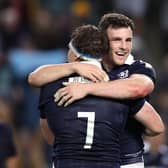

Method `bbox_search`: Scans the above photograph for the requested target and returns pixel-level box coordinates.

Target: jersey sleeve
[128,98,145,116]
[130,60,156,84]
[38,85,51,119]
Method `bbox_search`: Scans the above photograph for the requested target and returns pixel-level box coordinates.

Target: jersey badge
[118,70,129,79]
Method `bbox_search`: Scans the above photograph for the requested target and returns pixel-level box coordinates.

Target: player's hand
[54,82,88,107]
[74,62,109,82]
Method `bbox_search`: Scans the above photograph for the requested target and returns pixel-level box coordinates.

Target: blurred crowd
[0,0,168,167]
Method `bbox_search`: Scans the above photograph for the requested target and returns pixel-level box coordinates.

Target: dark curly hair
[71,24,109,59]
[98,13,135,32]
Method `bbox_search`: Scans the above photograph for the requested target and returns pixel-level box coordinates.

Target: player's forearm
[28,63,78,87]
[143,116,165,136]
[134,102,165,136]
[84,79,145,99]
[85,75,154,99]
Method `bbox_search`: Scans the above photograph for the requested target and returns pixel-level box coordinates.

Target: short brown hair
[71,24,109,58]
[98,13,135,32]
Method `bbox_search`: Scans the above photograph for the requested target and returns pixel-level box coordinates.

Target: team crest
[118,70,129,79]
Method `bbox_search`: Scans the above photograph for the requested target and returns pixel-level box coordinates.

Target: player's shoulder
[131,59,154,70]
[130,60,156,83]
[42,76,68,93]
[40,75,80,103]
[125,54,154,70]
[125,55,156,82]
[40,76,69,104]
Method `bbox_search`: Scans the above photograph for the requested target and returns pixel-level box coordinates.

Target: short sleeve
[130,60,156,84]
[128,98,145,116]
[38,86,49,119]
[39,105,46,119]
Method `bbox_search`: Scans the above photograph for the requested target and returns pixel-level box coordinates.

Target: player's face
[106,26,133,66]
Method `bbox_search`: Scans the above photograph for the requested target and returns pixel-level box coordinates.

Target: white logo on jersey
[68,76,91,83]
[118,70,129,79]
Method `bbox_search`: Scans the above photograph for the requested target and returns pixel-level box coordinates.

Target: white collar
[125,54,135,65]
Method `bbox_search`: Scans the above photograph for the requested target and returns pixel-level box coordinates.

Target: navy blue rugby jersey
[101,59,156,164]
[0,123,17,167]
[38,74,145,163]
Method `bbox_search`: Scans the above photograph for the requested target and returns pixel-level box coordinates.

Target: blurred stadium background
[0,0,168,167]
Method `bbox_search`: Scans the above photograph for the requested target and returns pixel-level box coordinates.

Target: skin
[103,26,133,69]
[28,61,108,87]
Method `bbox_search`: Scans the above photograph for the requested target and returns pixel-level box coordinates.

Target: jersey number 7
[78,112,95,149]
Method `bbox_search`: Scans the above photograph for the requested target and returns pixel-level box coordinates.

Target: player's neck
[102,57,115,72]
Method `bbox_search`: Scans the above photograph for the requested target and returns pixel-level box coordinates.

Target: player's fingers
[62,82,69,86]
[87,74,99,82]
[54,94,62,103]
[86,71,104,82]
[57,98,65,106]
[91,70,109,82]
[54,92,59,102]
[64,98,75,107]
[54,91,63,102]
[98,71,109,82]
[54,89,66,102]
[91,73,104,82]
[57,94,72,106]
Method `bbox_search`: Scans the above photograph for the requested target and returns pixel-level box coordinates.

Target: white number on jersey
[78,112,95,149]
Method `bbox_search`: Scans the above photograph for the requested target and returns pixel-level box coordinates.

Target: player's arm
[54,76,154,107]
[134,101,165,136]
[96,74,153,98]
[54,60,156,106]
[72,74,153,99]
[28,63,77,87]
[28,62,108,87]
[40,119,55,145]
[107,74,154,98]
[104,60,156,98]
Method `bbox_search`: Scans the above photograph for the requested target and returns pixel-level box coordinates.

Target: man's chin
[115,61,125,66]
